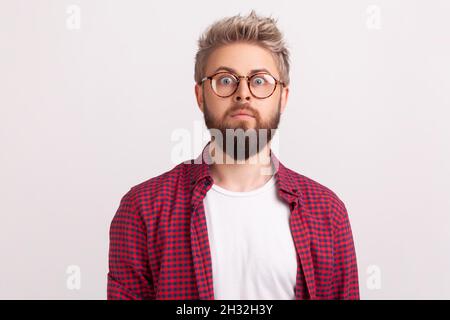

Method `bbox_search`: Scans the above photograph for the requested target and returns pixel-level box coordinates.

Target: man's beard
[202,92,281,162]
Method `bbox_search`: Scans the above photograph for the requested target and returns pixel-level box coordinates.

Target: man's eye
[252,77,266,86]
[219,77,234,85]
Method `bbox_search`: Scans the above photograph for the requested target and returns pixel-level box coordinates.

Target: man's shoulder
[282,165,340,199]
[127,161,189,199]
[282,165,349,222]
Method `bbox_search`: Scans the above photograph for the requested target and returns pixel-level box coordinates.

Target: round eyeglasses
[201,72,285,99]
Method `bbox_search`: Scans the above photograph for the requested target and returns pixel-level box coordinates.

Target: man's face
[195,42,289,161]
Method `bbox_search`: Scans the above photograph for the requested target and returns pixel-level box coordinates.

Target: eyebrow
[213,66,273,76]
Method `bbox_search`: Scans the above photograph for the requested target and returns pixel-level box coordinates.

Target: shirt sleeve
[107,188,155,299]
[331,197,360,299]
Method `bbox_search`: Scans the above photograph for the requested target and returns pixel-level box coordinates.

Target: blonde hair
[194,10,291,86]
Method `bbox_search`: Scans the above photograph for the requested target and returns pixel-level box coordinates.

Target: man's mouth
[230,112,255,119]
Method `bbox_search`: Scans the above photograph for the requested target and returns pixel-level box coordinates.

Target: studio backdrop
[0,0,449,299]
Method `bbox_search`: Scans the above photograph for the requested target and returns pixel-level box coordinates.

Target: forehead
[205,42,279,76]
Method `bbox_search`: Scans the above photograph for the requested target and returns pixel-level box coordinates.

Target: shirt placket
[279,190,316,299]
[190,178,215,300]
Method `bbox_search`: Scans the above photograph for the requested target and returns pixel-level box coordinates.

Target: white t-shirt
[203,175,298,300]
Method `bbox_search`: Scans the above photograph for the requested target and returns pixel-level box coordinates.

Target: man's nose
[233,79,252,102]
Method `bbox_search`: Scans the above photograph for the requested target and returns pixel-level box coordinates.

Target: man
[107,10,359,300]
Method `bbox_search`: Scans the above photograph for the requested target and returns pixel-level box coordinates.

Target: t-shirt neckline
[210,175,276,197]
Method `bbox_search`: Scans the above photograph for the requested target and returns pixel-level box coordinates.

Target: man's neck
[208,140,274,192]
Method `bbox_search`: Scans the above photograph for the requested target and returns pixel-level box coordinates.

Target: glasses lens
[211,73,238,97]
[249,73,276,98]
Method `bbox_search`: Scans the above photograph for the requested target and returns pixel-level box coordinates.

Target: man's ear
[195,83,204,113]
[280,86,289,114]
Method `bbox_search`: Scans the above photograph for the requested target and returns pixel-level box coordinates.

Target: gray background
[0,0,449,299]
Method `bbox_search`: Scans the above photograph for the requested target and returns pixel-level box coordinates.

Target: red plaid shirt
[107,141,359,300]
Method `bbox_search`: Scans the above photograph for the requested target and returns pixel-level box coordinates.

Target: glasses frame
[201,71,285,99]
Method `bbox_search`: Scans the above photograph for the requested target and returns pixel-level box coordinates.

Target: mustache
[226,104,259,117]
